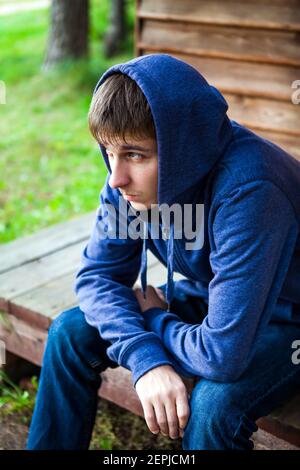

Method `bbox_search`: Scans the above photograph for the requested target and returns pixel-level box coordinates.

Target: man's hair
[88,73,156,145]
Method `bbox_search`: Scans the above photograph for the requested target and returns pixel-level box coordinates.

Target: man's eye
[127,152,144,160]
[106,152,144,160]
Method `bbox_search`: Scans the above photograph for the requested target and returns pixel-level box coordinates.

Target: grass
[90,399,182,451]
[0,0,135,243]
[0,368,182,450]
[0,370,38,425]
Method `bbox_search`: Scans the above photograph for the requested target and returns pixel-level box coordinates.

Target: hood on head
[93,54,233,309]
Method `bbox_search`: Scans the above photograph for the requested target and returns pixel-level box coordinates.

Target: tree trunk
[44,0,89,69]
[103,0,126,58]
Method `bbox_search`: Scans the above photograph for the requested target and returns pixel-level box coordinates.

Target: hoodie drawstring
[141,222,148,300]
[165,223,174,312]
[140,221,175,312]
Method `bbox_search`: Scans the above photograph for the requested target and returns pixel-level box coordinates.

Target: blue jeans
[26,292,300,450]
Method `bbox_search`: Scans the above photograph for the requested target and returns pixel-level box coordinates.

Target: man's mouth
[123,194,139,201]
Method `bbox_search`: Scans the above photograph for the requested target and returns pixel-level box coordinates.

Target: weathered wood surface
[226,94,299,136]
[0,211,183,328]
[138,0,300,32]
[0,212,95,275]
[252,429,300,450]
[139,21,300,66]
[141,52,298,102]
[136,0,300,171]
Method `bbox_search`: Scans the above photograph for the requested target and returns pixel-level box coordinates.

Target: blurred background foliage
[0,0,135,243]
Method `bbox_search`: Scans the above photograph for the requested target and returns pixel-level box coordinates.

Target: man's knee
[183,379,257,449]
[47,306,102,359]
[189,379,235,431]
[48,307,84,346]
[47,306,118,372]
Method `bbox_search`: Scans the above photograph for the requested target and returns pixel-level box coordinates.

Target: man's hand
[134,285,194,439]
[135,364,190,439]
[134,285,167,312]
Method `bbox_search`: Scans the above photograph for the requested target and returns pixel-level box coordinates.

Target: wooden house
[135,0,300,160]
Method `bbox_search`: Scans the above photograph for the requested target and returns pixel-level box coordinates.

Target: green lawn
[0,0,135,243]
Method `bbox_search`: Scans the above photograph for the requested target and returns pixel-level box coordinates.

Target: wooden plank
[225,93,300,136]
[0,240,86,306]
[138,0,300,32]
[269,392,300,431]
[8,271,79,329]
[139,21,300,66]
[0,211,95,275]
[4,253,162,328]
[0,238,162,311]
[252,429,300,450]
[142,51,299,102]
[0,312,47,367]
[257,415,300,448]
[100,367,144,416]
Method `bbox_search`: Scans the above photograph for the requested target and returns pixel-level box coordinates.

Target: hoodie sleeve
[142,180,299,382]
[73,180,175,386]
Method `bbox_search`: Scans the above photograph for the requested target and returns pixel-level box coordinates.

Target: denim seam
[89,359,104,368]
[231,365,300,450]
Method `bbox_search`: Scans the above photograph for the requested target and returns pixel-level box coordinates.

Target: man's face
[105,135,158,211]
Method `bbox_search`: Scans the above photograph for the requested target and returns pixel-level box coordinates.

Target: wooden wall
[135,0,300,160]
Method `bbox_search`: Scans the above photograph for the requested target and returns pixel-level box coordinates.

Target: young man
[27,54,300,450]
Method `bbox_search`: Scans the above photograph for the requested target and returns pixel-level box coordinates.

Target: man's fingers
[142,402,160,435]
[164,399,180,439]
[154,402,169,436]
[176,391,190,432]
[135,365,190,441]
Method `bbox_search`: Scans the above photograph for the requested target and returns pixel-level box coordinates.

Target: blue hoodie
[74,54,300,387]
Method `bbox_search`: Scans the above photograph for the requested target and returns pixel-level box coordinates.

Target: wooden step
[1,310,299,448]
[0,211,169,329]
[0,213,299,449]
[0,212,95,275]
[252,428,300,450]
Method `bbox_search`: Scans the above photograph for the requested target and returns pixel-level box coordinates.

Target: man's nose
[108,159,130,190]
